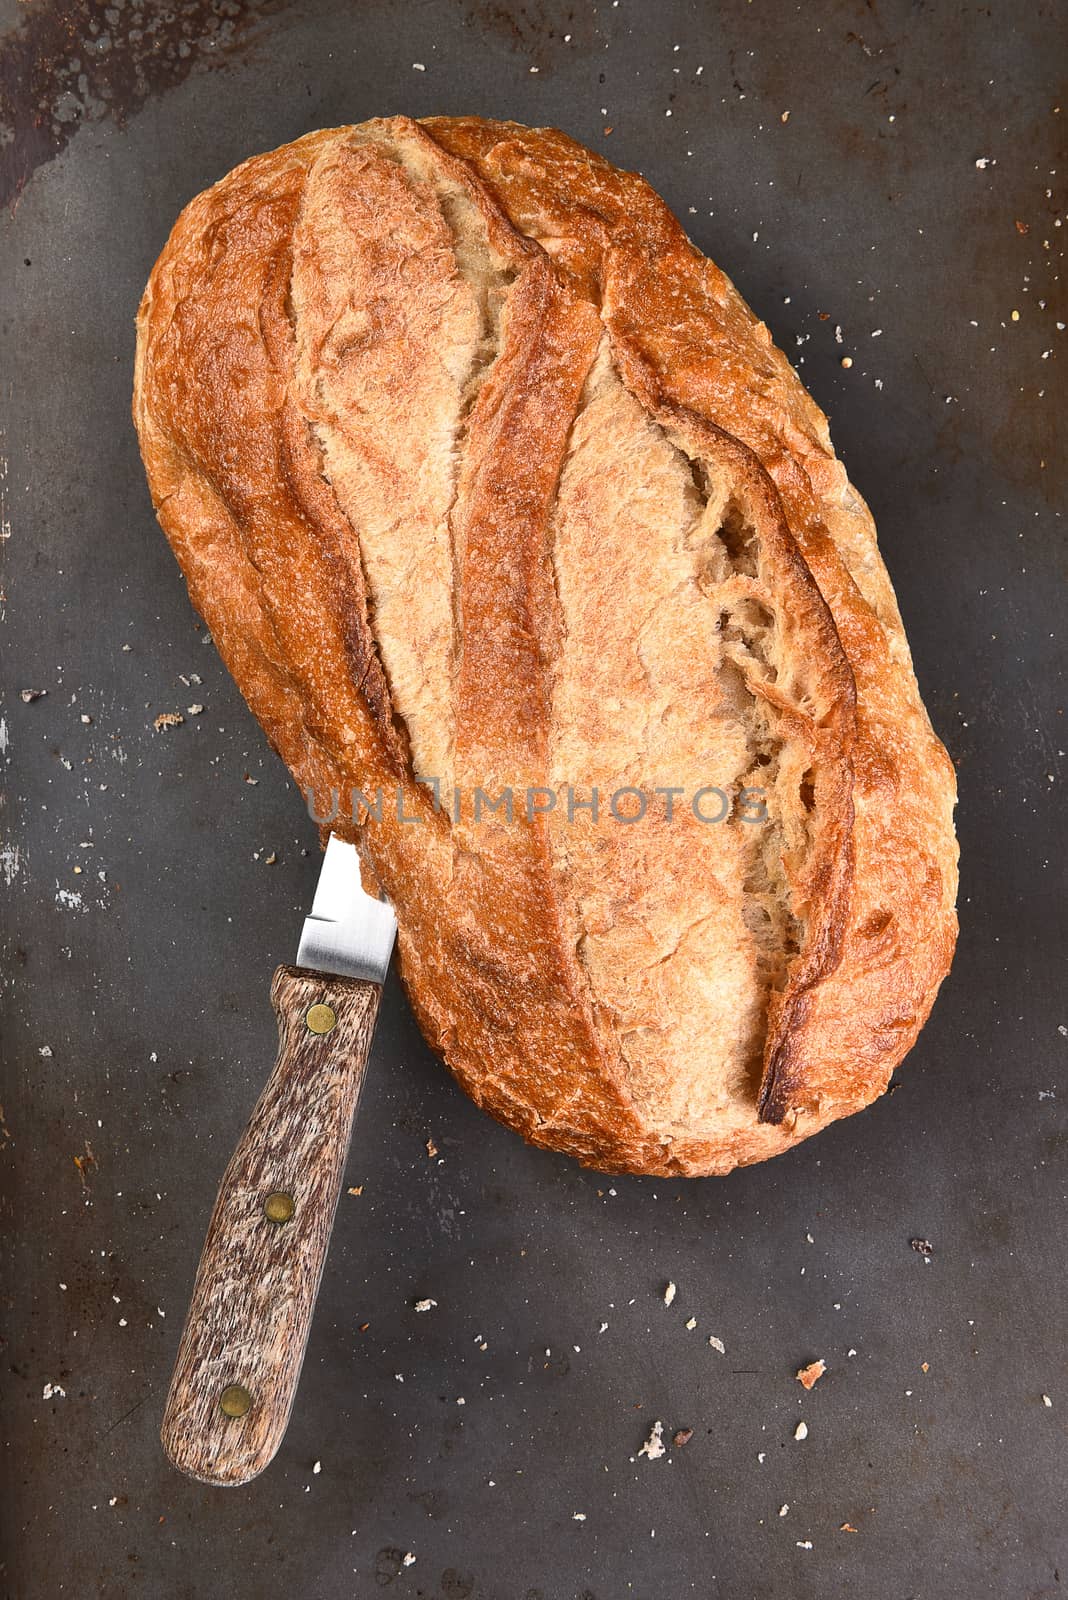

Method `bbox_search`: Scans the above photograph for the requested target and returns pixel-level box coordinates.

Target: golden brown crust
[133,117,958,1176]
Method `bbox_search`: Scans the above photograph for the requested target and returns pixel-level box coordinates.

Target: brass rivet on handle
[305,1002,336,1036]
[219,1383,252,1418]
[263,1190,295,1225]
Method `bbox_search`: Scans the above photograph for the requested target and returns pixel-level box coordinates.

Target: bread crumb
[685,1316,697,1330]
[43,1382,66,1399]
[411,62,426,70]
[312,1460,321,1474]
[796,1540,813,1550]
[20,688,47,702]
[402,1553,416,1566]
[1042,1394,1053,1407]
[708,1335,725,1353]
[778,1503,789,1517]
[187,703,204,715]
[794,1421,808,1441]
[638,1420,666,1460]
[780,110,790,123]
[425,1137,438,1158]
[840,356,853,369]
[796,1359,826,1390]
[572,1512,587,1522]
[672,1428,693,1448]
[840,1522,858,1533]
[347,1185,363,1196]
[663,1281,676,1306]
[153,712,183,731]
[414,1298,437,1312]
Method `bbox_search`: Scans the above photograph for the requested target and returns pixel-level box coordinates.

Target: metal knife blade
[296,834,396,985]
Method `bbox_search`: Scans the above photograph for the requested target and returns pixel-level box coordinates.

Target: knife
[160,834,396,1486]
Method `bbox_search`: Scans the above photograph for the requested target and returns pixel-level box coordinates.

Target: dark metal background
[1,2,1064,1596]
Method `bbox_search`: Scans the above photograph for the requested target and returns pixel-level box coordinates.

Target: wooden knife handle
[160,964,382,1486]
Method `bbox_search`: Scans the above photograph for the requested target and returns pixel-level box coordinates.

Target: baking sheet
[1,1,1064,1595]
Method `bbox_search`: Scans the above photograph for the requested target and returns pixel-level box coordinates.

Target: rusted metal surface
[1,2,1064,1596]
[0,0,281,209]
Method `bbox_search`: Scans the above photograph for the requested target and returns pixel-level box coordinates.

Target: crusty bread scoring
[133,117,958,1175]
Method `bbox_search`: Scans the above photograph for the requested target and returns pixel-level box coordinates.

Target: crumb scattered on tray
[672,1428,693,1448]
[43,1381,67,1399]
[840,1522,858,1533]
[153,712,184,732]
[796,1359,826,1390]
[910,1237,933,1256]
[685,1316,697,1330]
[708,1335,725,1354]
[1042,1394,1053,1407]
[638,1420,666,1460]
[414,1298,437,1312]
[425,1137,438,1158]
[663,1281,676,1306]
[402,1552,416,1566]
[794,1421,808,1441]
[187,703,204,715]
[347,1185,363,1196]
[312,1460,321,1474]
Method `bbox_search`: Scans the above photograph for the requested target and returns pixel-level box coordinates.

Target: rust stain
[0,0,280,210]
[73,1138,97,1187]
[452,0,599,72]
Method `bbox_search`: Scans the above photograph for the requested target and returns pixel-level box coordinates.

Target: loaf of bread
[133,117,958,1176]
